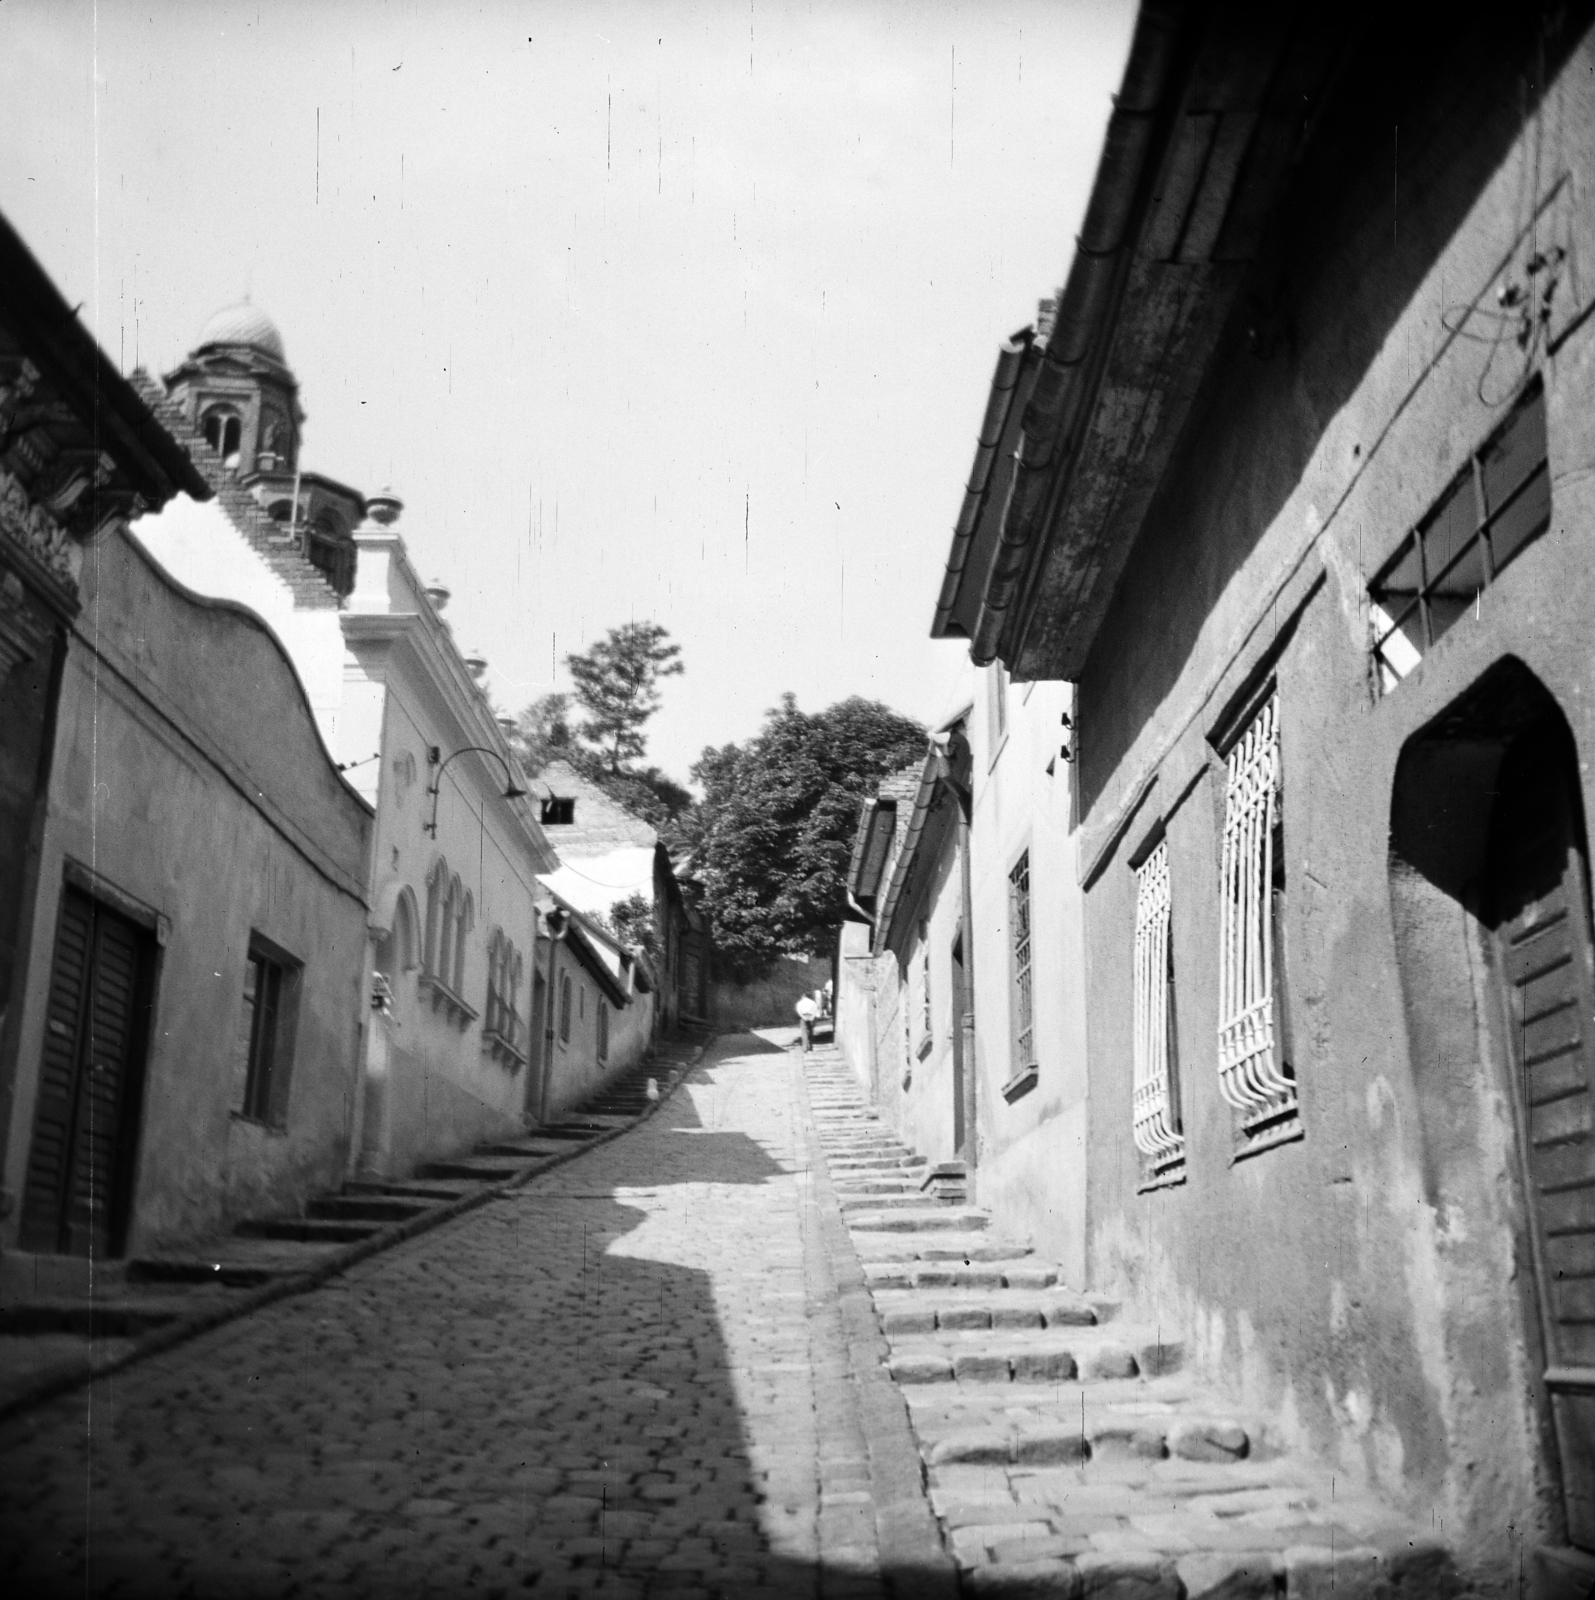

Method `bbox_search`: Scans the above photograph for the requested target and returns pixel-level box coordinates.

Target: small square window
[1369,379,1548,692]
[541,797,575,826]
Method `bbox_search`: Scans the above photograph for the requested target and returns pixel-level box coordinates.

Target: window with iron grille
[1132,840,1184,1185]
[909,932,932,1059]
[1008,850,1035,1072]
[1216,689,1300,1152]
[1370,379,1549,693]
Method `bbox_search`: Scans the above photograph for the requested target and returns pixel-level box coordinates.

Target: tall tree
[686,694,926,977]
[508,691,575,775]
[567,621,684,774]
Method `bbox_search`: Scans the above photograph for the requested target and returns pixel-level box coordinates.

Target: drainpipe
[957,797,978,1202]
[536,907,569,1126]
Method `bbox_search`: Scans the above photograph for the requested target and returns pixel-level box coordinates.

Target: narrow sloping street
[0,1033,949,1600]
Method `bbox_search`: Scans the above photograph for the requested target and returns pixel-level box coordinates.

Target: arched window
[454,890,473,995]
[202,408,243,468]
[424,858,450,976]
[437,876,459,989]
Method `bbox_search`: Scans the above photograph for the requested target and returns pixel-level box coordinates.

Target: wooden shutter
[1492,730,1595,1550]
[19,887,150,1258]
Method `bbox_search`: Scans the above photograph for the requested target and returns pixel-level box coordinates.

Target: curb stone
[0,1036,710,1427]
[791,1044,961,1600]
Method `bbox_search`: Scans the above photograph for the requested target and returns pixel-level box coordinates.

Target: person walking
[794,991,819,1054]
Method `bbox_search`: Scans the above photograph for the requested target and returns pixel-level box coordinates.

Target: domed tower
[164,301,301,477]
[163,302,366,597]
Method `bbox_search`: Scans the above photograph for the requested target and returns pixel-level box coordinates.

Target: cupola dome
[194,301,286,363]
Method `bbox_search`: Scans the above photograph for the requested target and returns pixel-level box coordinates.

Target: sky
[0,0,1134,786]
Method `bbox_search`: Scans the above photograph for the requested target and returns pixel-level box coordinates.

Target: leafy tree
[566,621,684,774]
[508,692,575,774]
[607,891,661,965]
[687,694,926,977]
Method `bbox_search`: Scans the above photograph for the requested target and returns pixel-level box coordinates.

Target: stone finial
[367,487,403,526]
[424,578,450,612]
[465,651,488,680]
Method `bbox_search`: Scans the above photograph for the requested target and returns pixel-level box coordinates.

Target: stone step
[524,1126,604,1143]
[0,1298,189,1339]
[831,1177,923,1195]
[874,1289,1098,1333]
[853,1234,1032,1264]
[928,1454,1443,1596]
[307,1194,431,1224]
[416,1159,523,1181]
[846,1206,990,1233]
[127,1235,344,1286]
[234,1216,382,1244]
[827,1155,928,1171]
[839,1192,964,1212]
[864,1259,1060,1291]
[885,1324,1184,1386]
[342,1179,468,1202]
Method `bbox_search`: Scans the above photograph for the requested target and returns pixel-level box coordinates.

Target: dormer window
[541,797,575,826]
[202,408,243,469]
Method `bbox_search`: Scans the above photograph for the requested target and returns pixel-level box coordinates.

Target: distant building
[134,305,576,1175]
[532,758,707,1029]
[0,213,371,1260]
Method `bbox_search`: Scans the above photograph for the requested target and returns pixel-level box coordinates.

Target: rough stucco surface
[2,528,370,1253]
[1070,27,1595,1569]
[968,680,1087,1289]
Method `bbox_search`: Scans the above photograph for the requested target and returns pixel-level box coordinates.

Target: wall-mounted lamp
[424,744,528,837]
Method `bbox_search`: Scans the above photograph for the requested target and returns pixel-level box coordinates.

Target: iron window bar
[1008,851,1035,1072]
[1217,691,1298,1128]
[1132,840,1184,1178]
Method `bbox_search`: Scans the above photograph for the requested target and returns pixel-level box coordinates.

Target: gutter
[969,0,1192,667]
[876,744,949,955]
[930,330,1035,638]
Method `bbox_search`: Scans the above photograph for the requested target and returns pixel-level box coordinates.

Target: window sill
[419,973,479,1030]
[230,1110,288,1137]
[1137,1161,1186,1194]
[1231,1113,1304,1164]
[482,1028,528,1071]
[1001,1065,1038,1104]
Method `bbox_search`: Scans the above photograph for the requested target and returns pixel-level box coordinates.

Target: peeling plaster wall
[1070,25,1595,1567]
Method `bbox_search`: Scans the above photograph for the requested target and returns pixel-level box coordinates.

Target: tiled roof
[130,370,340,610]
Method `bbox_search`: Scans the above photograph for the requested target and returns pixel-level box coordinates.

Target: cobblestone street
[0,1032,944,1600]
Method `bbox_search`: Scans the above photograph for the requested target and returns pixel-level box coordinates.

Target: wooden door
[1490,725,1595,1550]
[18,887,154,1258]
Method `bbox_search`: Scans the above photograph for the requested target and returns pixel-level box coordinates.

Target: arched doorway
[1389,657,1595,1553]
[1487,713,1595,1552]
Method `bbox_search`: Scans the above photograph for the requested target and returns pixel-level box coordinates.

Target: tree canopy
[684,694,926,977]
[508,623,691,828]
[566,621,684,775]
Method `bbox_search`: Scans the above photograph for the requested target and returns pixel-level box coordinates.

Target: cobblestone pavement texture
[0,1032,941,1600]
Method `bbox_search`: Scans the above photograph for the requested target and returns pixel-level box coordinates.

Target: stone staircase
[0,1035,703,1415]
[801,1043,1463,1600]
